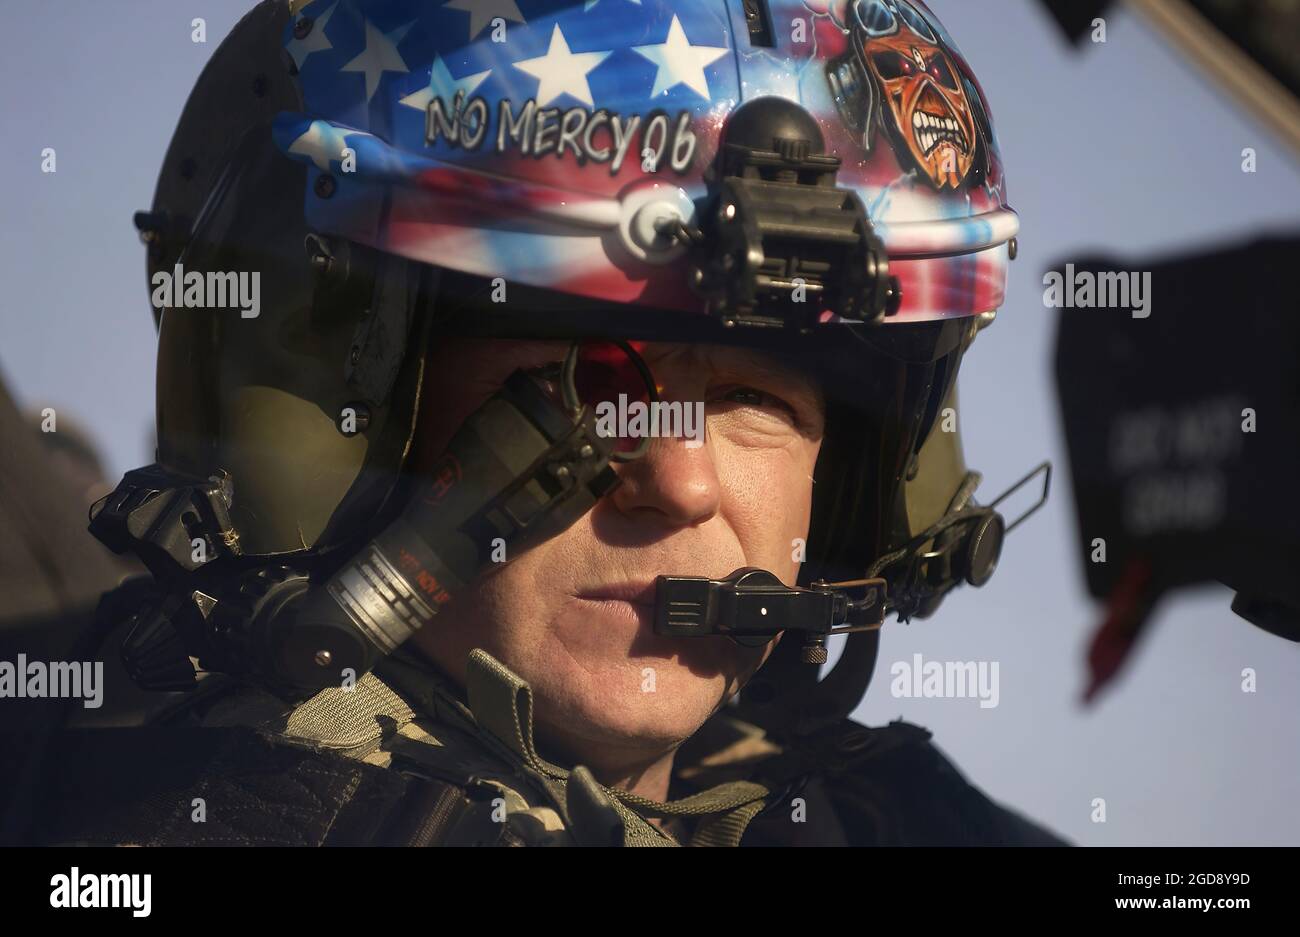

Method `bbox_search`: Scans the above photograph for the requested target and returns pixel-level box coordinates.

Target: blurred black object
[1036,0,1300,157]
[1189,0,1300,97]
[1036,0,1114,44]
[1039,0,1300,88]
[1053,234,1300,701]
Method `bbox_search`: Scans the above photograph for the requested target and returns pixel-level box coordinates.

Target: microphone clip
[654,567,886,664]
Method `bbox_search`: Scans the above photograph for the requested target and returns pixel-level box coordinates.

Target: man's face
[409,338,825,769]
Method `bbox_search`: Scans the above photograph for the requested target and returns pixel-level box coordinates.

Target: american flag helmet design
[272,0,1017,324]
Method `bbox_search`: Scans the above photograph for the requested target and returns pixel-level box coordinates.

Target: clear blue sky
[2,0,1297,844]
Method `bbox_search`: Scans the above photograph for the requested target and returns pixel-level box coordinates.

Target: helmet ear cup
[801,383,922,587]
[800,400,890,587]
[153,122,434,558]
[801,338,968,589]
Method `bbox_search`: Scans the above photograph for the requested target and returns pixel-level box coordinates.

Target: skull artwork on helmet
[851,0,978,189]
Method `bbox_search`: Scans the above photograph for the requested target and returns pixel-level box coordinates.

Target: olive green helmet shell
[147,1,429,558]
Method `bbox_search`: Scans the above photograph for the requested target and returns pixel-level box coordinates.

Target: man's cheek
[754,488,815,579]
[721,449,817,568]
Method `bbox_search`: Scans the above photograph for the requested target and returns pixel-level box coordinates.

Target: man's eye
[723,387,764,406]
[716,386,796,419]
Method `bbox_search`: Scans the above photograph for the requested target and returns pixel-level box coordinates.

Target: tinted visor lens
[572,340,656,455]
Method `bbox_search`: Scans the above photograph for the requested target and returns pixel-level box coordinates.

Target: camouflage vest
[17,629,1064,846]
[154,648,777,847]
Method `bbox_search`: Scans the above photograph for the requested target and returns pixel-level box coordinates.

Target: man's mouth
[573,581,657,607]
[565,578,754,671]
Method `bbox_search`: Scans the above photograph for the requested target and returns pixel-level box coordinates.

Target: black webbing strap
[28,726,476,847]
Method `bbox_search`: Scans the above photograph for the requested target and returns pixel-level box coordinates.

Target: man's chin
[524,643,747,762]
[532,673,727,765]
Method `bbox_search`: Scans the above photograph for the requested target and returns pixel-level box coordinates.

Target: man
[408,338,822,805]
[3,0,1064,846]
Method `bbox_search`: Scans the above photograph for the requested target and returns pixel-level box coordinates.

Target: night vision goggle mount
[683,96,902,330]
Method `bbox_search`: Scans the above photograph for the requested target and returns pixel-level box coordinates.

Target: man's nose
[606,433,721,530]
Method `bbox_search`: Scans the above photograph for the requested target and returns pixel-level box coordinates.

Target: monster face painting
[856,0,976,188]
[819,0,981,190]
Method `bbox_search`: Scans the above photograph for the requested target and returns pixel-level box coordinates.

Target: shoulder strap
[29,725,479,846]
